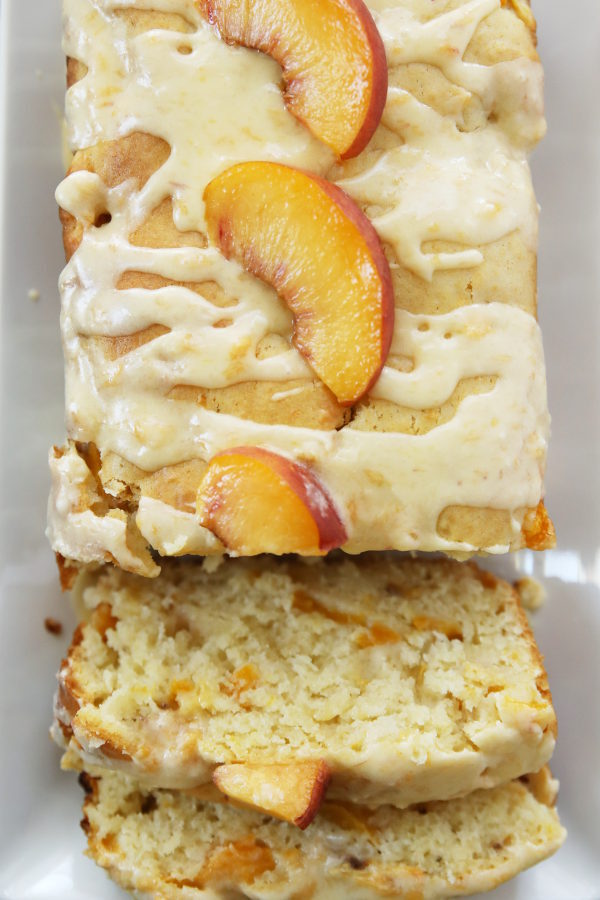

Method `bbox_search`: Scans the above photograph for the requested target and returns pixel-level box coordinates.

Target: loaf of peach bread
[49,0,553,574]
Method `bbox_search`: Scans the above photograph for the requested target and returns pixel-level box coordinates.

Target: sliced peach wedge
[197,446,347,555]
[196,0,388,159]
[204,162,394,406]
[213,761,331,830]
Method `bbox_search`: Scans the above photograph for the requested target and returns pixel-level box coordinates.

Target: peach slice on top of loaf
[197,0,388,158]
[197,446,347,554]
[204,162,394,406]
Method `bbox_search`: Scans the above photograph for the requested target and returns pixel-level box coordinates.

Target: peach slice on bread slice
[204,162,394,406]
[213,760,331,829]
[196,0,387,158]
[197,446,347,555]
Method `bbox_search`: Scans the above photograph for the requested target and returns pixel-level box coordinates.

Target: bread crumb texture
[515,576,546,611]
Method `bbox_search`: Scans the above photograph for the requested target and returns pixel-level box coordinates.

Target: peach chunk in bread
[197,446,347,555]
[196,0,387,159]
[204,162,394,406]
[213,761,331,830]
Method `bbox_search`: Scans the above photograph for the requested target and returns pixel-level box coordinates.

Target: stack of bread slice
[52,557,564,896]
[49,0,565,896]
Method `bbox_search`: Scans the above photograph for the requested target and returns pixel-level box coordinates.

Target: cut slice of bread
[55,556,556,809]
[80,767,565,899]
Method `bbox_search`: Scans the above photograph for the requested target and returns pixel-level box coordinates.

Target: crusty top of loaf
[49,0,553,568]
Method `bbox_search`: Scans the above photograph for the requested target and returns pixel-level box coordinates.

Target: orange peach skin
[204,162,394,406]
[196,0,388,158]
[213,761,331,830]
[197,446,347,555]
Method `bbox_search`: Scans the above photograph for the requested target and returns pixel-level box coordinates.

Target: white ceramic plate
[0,2,598,897]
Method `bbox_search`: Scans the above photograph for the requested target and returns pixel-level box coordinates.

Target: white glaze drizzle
[338,87,538,280]
[51,0,550,559]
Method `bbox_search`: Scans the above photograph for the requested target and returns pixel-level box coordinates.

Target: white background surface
[0,1,598,898]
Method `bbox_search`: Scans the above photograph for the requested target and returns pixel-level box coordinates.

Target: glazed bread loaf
[80,767,565,899]
[55,556,556,809]
[49,0,554,574]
